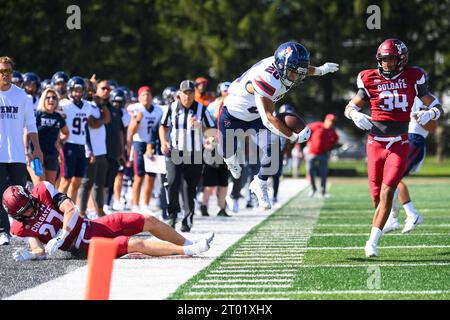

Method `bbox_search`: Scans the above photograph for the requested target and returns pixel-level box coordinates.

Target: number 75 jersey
[357,66,426,122]
[225,57,290,122]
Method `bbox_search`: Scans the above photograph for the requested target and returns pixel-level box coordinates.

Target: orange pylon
[85,237,117,300]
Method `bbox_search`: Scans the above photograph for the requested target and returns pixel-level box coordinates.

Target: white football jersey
[0,85,36,163]
[128,103,163,143]
[408,97,429,138]
[59,99,98,145]
[224,57,289,122]
[85,102,107,157]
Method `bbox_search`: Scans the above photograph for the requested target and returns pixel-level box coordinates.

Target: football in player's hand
[276,112,307,133]
[421,119,438,133]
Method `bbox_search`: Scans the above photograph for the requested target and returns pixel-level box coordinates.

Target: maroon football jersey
[11,182,84,251]
[357,66,426,122]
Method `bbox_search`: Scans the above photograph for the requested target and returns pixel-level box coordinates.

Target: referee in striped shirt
[159,80,215,232]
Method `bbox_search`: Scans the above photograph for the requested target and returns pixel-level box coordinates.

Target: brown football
[276,112,307,133]
[421,120,438,133]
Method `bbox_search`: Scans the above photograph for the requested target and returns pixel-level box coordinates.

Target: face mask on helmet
[376,39,408,79]
[2,185,37,222]
[275,42,310,89]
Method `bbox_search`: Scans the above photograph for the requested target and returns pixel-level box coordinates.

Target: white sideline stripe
[316,224,450,227]
[198,279,292,283]
[185,290,450,296]
[221,262,304,266]
[192,284,292,289]
[299,262,450,268]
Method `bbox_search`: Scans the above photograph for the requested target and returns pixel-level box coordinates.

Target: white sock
[183,245,194,256]
[403,201,418,219]
[184,239,193,246]
[368,227,382,245]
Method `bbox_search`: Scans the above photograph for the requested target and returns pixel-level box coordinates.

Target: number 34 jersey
[59,99,99,145]
[225,57,290,122]
[357,66,426,122]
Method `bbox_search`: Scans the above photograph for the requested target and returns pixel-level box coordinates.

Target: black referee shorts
[203,163,229,187]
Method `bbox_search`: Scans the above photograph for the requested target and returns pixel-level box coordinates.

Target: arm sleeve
[356,88,370,101]
[25,97,38,133]
[161,104,172,128]
[202,106,215,128]
[416,73,430,98]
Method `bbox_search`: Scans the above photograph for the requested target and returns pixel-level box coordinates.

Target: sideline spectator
[305,114,339,198]
[33,87,69,185]
[194,77,215,107]
[0,56,43,245]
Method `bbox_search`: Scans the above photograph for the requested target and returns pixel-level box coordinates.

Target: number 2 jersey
[356,66,429,135]
[224,57,290,122]
[11,181,84,250]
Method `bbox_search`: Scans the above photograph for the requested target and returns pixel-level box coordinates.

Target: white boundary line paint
[297,262,450,268]
[6,179,309,300]
[185,290,450,296]
[316,224,450,227]
[188,190,324,297]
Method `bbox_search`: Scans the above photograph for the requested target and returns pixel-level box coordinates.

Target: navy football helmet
[274,41,310,88]
[23,72,41,92]
[162,86,177,104]
[11,71,23,87]
[152,95,165,106]
[67,76,86,99]
[41,79,53,90]
[110,88,127,106]
[51,71,70,85]
[107,80,118,90]
[279,103,295,114]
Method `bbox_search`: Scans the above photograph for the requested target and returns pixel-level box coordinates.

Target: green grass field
[169,177,450,300]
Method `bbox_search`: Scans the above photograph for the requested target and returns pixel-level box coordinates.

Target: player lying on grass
[2,181,214,261]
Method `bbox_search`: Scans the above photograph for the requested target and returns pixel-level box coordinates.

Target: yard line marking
[192,284,292,289]
[205,274,296,278]
[303,245,450,250]
[185,290,450,296]
[316,224,450,227]
[298,262,450,268]
[198,279,292,283]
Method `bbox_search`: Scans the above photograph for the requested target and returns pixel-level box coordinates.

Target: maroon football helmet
[2,185,37,222]
[376,38,408,78]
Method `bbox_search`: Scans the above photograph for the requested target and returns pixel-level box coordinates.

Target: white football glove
[349,110,373,130]
[289,126,311,143]
[315,62,339,76]
[45,230,68,256]
[13,248,35,262]
[413,110,433,126]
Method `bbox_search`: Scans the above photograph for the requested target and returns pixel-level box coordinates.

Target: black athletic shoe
[181,212,194,232]
[200,205,209,216]
[168,213,177,228]
[217,209,231,217]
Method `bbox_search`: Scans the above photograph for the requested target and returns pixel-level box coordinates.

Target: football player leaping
[344,38,444,257]
[219,41,339,209]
